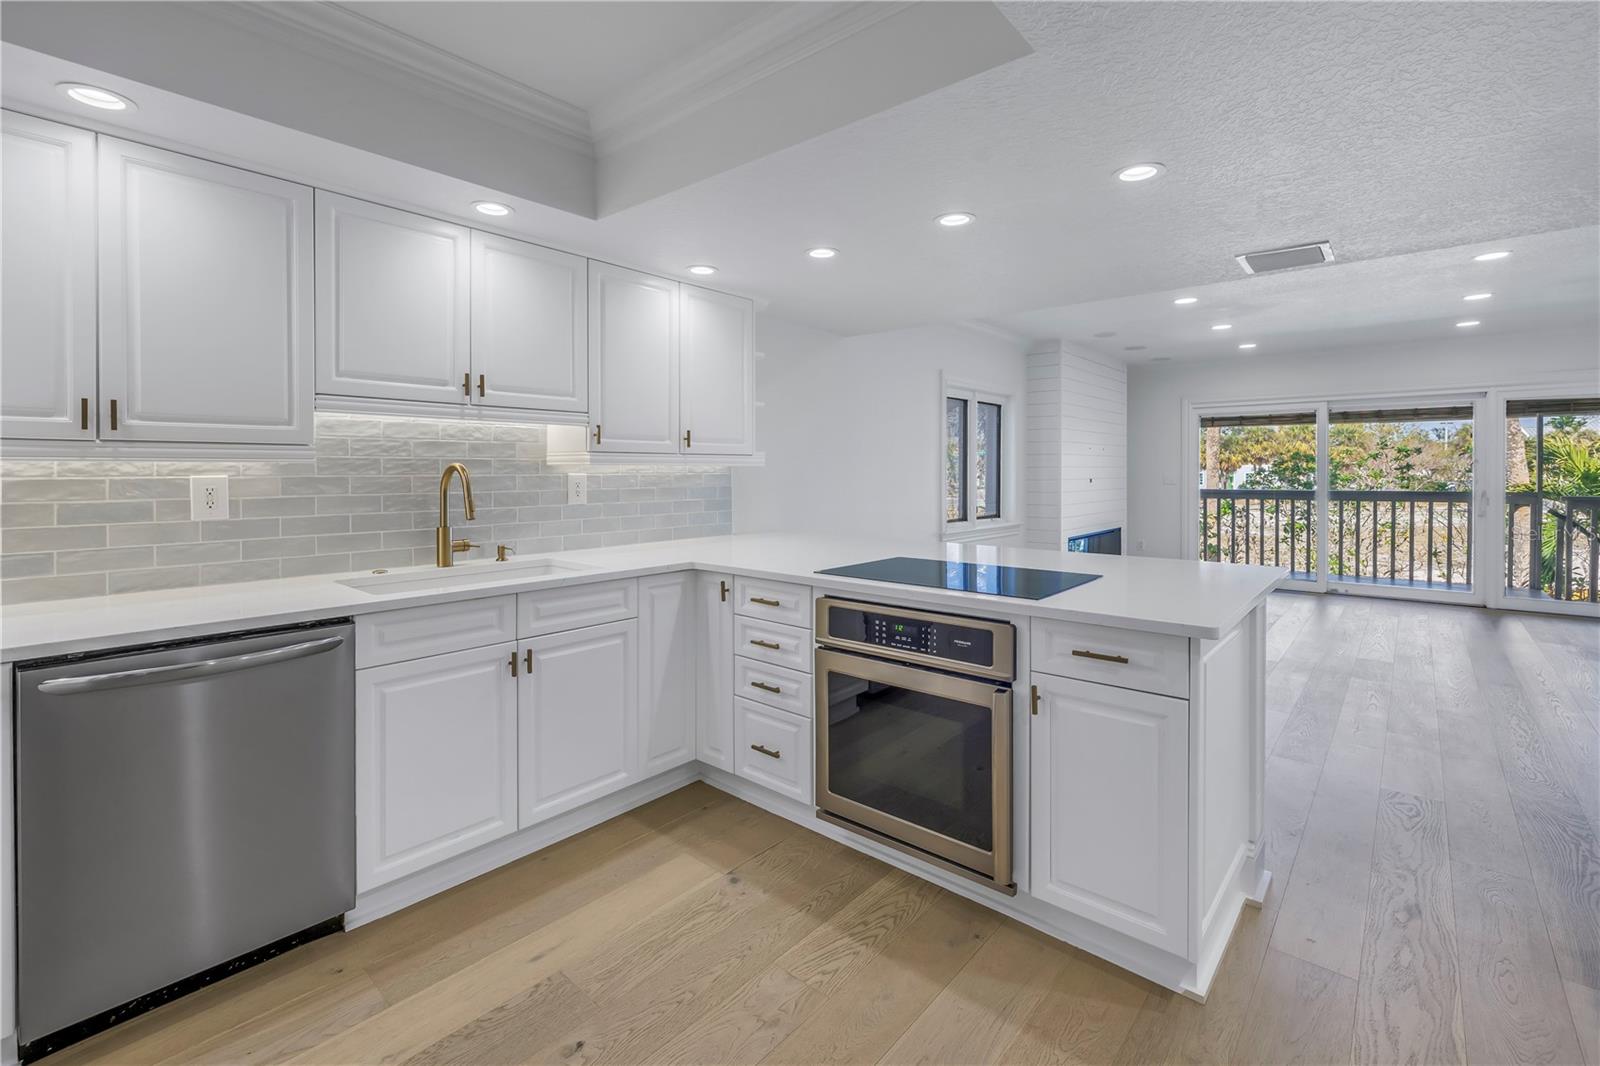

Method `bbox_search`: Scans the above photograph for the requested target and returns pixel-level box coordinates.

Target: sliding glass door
[1198,407,1325,590]
[1503,398,1600,609]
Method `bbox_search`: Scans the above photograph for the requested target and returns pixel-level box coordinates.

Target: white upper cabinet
[470,232,587,416]
[678,285,754,455]
[588,262,679,453]
[1,112,96,442]
[316,192,471,406]
[98,138,314,444]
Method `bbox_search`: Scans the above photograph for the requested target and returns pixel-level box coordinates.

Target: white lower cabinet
[697,573,735,771]
[1029,672,1190,955]
[734,698,812,804]
[356,643,519,891]
[519,619,638,826]
[638,573,697,776]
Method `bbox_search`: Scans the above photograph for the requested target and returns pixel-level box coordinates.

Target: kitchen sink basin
[337,557,596,595]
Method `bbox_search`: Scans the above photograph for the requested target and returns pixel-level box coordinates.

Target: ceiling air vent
[1235,241,1334,275]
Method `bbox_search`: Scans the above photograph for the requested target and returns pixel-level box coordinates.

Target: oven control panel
[819,599,1012,680]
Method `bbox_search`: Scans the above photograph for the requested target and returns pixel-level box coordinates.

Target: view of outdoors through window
[1199,407,1476,587]
[1199,414,1318,580]
[945,397,967,522]
[976,401,1001,519]
[1506,400,1600,602]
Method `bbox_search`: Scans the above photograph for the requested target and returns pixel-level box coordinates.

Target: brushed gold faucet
[435,463,478,567]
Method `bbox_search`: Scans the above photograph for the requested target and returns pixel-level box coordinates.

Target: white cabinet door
[588,262,678,453]
[678,284,753,455]
[1029,674,1190,955]
[98,138,314,444]
[520,620,637,825]
[316,192,470,406]
[697,572,735,771]
[1,112,96,441]
[638,572,697,776]
[356,643,519,891]
[470,232,587,414]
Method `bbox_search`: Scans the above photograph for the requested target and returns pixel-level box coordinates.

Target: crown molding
[589,1,913,157]
[208,1,593,155]
[958,319,1037,350]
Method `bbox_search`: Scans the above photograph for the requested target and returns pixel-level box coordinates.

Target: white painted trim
[313,394,589,427]
[940,374,1016,542]
[205,3,593,152]
[0,438,312,460]
[589,3,911,155]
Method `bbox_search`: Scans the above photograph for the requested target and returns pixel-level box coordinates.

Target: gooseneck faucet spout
[435,463,478,567]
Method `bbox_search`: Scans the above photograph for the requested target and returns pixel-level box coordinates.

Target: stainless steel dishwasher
[14,621,356,1059]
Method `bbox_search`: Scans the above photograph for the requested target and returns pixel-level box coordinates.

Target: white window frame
[940,375,1018,543]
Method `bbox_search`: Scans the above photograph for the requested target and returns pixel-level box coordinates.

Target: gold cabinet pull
[750,743,781,760]
[80,397,90,431]
[477,374,485,397]
[508,651,519,677]
[462,372,471,396]
[750,680,781,694]
[749,639,781,650]
[523,648,533,673]
[108,399,119,431]
[592,424,602,445]
[719,579,729,602]
[683,429,692,448]
[1030,684,1040,716]
[749,596,781,607]
[1071,649,1129,665]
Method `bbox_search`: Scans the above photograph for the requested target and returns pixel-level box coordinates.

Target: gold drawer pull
[749,639,781,650]
[524,649,533,673]
[750,680,782,694]
[80,397,90,431]
[477,374,486,397]
[1072,649,1130,665]
[508,652,518,677]
[750,743,782,760]
[749,596,781,607]
[1030,684,1040,716]
[462,372,471,395]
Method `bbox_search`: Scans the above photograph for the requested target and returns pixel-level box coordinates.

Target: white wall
[1126,324,1600,559]
[734,316,1028,543]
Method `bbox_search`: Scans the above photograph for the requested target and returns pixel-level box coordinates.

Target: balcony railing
[1200,489,1316,580]
[1200,488,1473,588]
[1331,490,1471,588]
[1507,493,1599,602]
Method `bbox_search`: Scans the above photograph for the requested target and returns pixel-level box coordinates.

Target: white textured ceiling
[339,2,779,112]
[1,1,1595,348]
[995,226,1600,364]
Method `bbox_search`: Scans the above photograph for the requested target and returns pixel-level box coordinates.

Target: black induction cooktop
[816,556,1100,600]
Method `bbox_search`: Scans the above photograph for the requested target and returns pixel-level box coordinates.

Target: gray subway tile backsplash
[1,414,733,603]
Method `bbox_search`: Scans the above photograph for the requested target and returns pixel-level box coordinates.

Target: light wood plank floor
[45,595,1599,1066]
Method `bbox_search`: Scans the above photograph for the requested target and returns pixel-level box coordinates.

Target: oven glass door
[816,648,1010,880]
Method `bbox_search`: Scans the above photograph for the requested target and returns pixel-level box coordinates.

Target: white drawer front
[733,576,810,628]
[1031,619,1190,699]
[519,579,637,637]
[734,698,812,804]
[735,655,812,718]
[356,595,516,668]
[733,615,812,673]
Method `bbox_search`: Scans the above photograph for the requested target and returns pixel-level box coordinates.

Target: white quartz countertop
[1,533,1287,661]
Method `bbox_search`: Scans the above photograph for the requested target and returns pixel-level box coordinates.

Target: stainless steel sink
[337,557,596,595]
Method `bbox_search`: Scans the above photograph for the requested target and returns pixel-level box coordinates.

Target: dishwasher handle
[35,635,347,695]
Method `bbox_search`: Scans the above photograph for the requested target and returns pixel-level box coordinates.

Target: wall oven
[813,597,1016,892]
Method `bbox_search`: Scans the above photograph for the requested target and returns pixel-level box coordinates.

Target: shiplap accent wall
[0,414,731,603]
[1025,344,1128,551]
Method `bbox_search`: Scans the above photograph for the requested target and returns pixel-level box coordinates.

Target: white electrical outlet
[567,472,588,505]
[189,475,229,521]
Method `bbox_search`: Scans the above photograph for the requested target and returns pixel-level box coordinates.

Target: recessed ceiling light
[60,83,134,111]
[935,212,975,227]
[1474,250,1511,262]
[1456,320,1481,328]
[1093,331,1117,338]
[1124,345,1147,351]
[1463,292,1492,301]
[1116,163,1165,182]
[1211,323,1233,331]
[1238,343,1257,349]
[687,265,717,276]
[472,201,512,217]
[807,247,837,259]
[1151,356,1173,362]
[1173,296,1198,305]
